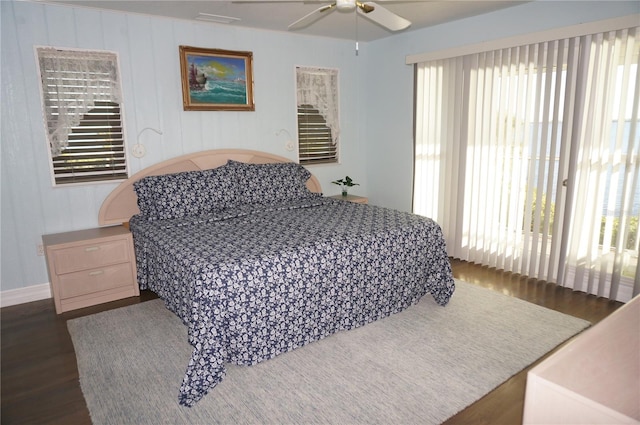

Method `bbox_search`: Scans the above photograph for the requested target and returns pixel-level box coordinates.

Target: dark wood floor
[1,259,622,425]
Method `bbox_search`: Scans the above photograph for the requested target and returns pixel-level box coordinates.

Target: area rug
[67,280,590,425]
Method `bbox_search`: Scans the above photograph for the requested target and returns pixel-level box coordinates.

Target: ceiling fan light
[336,0,356,12]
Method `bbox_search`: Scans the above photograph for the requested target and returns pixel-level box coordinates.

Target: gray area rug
[67,280,590,425]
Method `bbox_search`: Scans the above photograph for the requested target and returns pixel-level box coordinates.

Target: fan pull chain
[355,9,359,56]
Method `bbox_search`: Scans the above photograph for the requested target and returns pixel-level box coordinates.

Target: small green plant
[332,176,359,196]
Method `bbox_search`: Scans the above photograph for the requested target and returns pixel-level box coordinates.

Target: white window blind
[37,47,128,185]
[414,26,639,302]
[297,104,337,163]
[296,67,339,165]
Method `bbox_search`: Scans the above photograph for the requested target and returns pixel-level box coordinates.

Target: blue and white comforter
[129,197,455,406]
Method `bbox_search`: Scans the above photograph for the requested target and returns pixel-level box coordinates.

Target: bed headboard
[98,149,323,226]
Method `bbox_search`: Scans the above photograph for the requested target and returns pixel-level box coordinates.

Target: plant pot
[341,188,348,197]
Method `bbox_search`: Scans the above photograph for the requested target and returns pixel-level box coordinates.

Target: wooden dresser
[42,226,139,314]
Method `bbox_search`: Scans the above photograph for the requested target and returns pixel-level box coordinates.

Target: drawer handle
[88,270,104,276]
[84,246,100,252]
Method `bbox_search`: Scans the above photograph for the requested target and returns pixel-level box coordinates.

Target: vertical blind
[563,28,639,299]
[37,48,127,185]
[414,26,639,302]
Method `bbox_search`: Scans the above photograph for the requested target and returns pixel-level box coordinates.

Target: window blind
[297,104,337,164]
[51,101,127,184]
[414,26,639,302]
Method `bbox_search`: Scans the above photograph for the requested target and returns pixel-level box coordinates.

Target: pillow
[133,166,240,220]
[203,165,242,210]
[226,160,314,205]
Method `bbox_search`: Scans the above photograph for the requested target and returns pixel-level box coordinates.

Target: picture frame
[179,46,254,111]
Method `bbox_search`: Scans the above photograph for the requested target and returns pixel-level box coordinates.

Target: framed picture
[179,46,254,111]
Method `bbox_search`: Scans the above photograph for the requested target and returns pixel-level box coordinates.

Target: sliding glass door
[560,28,639,300]
[414,26,639,302]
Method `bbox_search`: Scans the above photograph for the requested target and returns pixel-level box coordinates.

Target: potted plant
[332,176,359,197]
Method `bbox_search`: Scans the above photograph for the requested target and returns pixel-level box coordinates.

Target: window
[413,26,639,302]
[37,47,128,185]
[295,66,339,165]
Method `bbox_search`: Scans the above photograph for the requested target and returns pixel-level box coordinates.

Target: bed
[99,149,455,407]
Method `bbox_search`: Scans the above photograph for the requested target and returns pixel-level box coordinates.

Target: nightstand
[330,194,368,204]
[42,226,139,314]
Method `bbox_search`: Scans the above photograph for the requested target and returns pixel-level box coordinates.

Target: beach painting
[179,46,254,111]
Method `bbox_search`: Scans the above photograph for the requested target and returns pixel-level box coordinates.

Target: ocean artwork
[180,46,254,111]
[190,78,247,105]
[188,56,247,104]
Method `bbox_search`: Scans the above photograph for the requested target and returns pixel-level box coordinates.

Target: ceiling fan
[234,0,412,33]
[288,0,411,32]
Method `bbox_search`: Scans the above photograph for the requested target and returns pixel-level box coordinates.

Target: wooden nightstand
[330,194,368,204]
[42,226,139,314]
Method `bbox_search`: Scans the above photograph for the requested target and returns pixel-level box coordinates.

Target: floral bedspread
[129,198,455,406]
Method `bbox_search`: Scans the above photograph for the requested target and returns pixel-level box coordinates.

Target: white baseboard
[1,283,52,308]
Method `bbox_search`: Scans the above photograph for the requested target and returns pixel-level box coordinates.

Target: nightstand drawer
[58,263,135,298]
[51,239,131,274]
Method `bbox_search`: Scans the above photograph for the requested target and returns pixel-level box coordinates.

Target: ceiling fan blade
[357,1,411,32]
[232,1,316,3]
[288,3,336,30]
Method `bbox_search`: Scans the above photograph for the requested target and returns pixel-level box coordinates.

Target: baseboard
[1,283,52,308]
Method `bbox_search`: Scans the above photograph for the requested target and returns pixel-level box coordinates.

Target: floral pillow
[133,166,240,220]
[226,160,316,205]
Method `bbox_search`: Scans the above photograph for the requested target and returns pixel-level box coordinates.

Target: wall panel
[1,0,361,294]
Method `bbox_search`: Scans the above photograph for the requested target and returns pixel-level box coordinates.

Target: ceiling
[36,0,529,42]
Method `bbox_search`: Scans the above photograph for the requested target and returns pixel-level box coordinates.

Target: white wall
[0,0,366,295]
[1,0,638,299]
